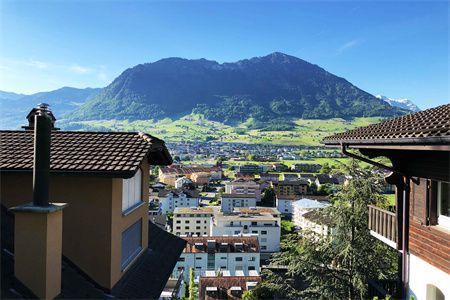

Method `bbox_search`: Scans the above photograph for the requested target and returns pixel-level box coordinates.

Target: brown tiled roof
[182,236,259,253]
[0,130,172,178]
[322,104,450,145]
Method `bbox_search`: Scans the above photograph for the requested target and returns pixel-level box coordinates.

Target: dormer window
[122,169,143,213]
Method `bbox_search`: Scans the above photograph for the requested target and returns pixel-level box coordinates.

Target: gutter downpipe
[340,143,409,299]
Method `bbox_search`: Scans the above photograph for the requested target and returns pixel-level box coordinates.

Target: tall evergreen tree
[255,161,397,299]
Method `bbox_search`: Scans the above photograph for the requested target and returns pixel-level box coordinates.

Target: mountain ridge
[69,52,406,123]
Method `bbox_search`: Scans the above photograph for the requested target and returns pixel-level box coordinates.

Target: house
[158,188,201,214]
[271,179,309,196]
[175,176,194,189]
[323,103,450,299]
[315,173,339,187]
[272,163,289,172]
[198,275,261,300]
[236,164,263,174]
[220,193,258,213]
[159,165,222,185]
[174,236,260,281]
[173,207,215,236]
[211,207,281,254]
[291,163,322,173]
[276,194,302,215]
[225,179,261,202]
[258,173,280,182]
[297,210,335,236]
[281,173,299,181]
[0,105,185,299]
[191,172,210,185]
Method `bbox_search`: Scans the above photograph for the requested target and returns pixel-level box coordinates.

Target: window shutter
[411,178,428,225]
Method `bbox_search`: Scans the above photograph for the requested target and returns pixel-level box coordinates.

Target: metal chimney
[32,104,52,206]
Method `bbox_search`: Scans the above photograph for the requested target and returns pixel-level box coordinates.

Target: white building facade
[174,237,260,281]
[292,198,330,228]
[225,180,261,202]
[276,195,301,215]
[220,194,257,213]
[173,207,214,236]
[158,189,200,214]
[211,207,281,253]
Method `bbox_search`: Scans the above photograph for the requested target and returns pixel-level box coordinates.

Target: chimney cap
[23,104,58,130]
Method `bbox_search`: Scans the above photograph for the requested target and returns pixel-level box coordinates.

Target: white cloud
[68,64,92,74]
[337,39,361,54]
[26,59,49,69]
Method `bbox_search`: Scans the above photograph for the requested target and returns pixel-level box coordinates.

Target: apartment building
[211,207,281,253]
[291,198,331,228]
[296,210,335,236]
[225,179,261,202]
[158,188,200,213]
[220,193,258,213]
[275,194,302,215]
[271,179,309,196]
[173,207,215,236]
[0,105,185,299]
[291,163,322,173]
[323,104,450,299]
[174,236,260,281]
[199,274,261,300]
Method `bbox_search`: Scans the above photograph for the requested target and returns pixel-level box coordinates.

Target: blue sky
[0,1,448,109]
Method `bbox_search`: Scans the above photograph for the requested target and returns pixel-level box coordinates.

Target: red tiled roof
[322,104,450,145]
[0,130,172,178]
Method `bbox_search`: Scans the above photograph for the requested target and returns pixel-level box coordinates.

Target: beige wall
[1,160,150,290]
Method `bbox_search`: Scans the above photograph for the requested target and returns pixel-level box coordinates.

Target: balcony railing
[368,205,397,247]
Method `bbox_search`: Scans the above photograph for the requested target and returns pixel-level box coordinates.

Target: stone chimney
[10,105,67,299]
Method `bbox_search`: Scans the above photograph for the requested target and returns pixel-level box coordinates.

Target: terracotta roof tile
[322,104,450,145]
[0,130,172,178]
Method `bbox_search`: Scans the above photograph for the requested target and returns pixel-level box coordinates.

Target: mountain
[69,52,405,125]
[0,87,101,129]
[376,95,421,112]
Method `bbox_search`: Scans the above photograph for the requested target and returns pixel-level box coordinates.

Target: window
[122,169,142,212]
[196,220,201,224]
[261,238,267,242]
[261,246,267,250]
[248,266,256,270]
[176,226,181,230]
[251,221,257,226]
[437,181,450,228]
[196,257,202,260]
[249,256,256,261]
[251,230,258,234]
[121,219,142,269]
[178,257,185,262]
[185,220,190,223]
[235,257,243,261]
[176,220,181,224]
[196,226,201,229]
[261,231,267,235]
[234,231,240,235]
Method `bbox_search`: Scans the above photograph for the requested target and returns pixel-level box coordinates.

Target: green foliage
[281,220,294,235]
[254,162,398,299]
[320,162,332,174]
[316,183,334,196]
[242,289,258,300]
[261,187,276,207]
[188,268,196,300]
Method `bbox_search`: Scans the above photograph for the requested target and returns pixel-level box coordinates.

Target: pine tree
[255,161,397,299]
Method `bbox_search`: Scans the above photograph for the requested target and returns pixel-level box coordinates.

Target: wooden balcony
[368,205,397,248]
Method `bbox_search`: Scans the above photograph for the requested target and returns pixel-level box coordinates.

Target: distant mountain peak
[376,95,421,112]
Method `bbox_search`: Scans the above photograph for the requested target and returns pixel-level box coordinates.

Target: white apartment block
[211,207,281,253]
[220,194,257,213]
[276,194,302,215]
[174,236,260,281]
[225,180,261,202]
[158,189,200,214]
[173,207,215,236]
[297,210,335,236]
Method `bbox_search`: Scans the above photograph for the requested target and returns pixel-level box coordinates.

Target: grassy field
[65,114,383,146]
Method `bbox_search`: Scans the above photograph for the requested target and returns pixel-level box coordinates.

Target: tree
[261,187,276,207]
[320,162,332,174]
[255,161,397,299]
